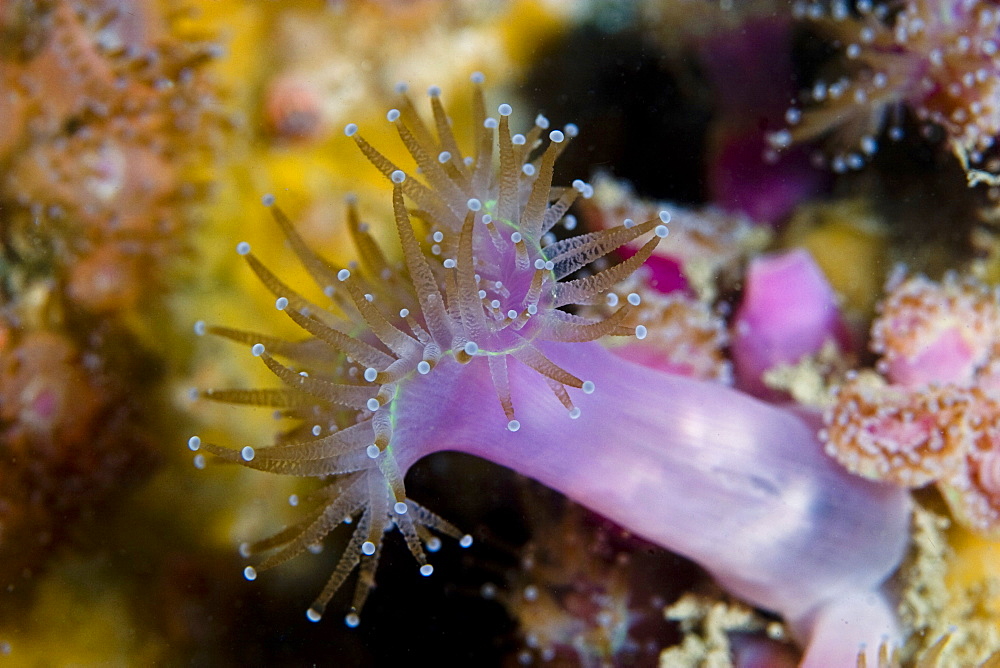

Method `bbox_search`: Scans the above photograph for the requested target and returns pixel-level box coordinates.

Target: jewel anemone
[191,77,911,665]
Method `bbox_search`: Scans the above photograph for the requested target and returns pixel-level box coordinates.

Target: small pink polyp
[732,249,849,397]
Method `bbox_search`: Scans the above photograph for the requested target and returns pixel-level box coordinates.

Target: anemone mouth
[191,77,669,623]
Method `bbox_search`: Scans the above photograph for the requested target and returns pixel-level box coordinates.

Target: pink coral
[263,74,325,141]
[732,249,851,398]
[584,174,768,297]
[824,374,977,487]
[872,271,1000,389]
[826,376,1000,532]
[824,271,1000,534]
[0,331,103,445]
[598,280,732,383]
[0,326,156,582]
[945,412,1000,532]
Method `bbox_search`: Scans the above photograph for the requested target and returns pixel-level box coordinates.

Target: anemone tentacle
[193,77,666,622]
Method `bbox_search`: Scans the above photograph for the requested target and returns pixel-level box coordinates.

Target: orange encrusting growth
[0,0,221,313]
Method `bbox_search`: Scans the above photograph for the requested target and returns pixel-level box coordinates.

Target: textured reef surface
[3,1,1000,666]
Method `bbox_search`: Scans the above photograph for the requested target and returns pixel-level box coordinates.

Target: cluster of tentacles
[191,77,669,624]
[771,0,1000,173]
